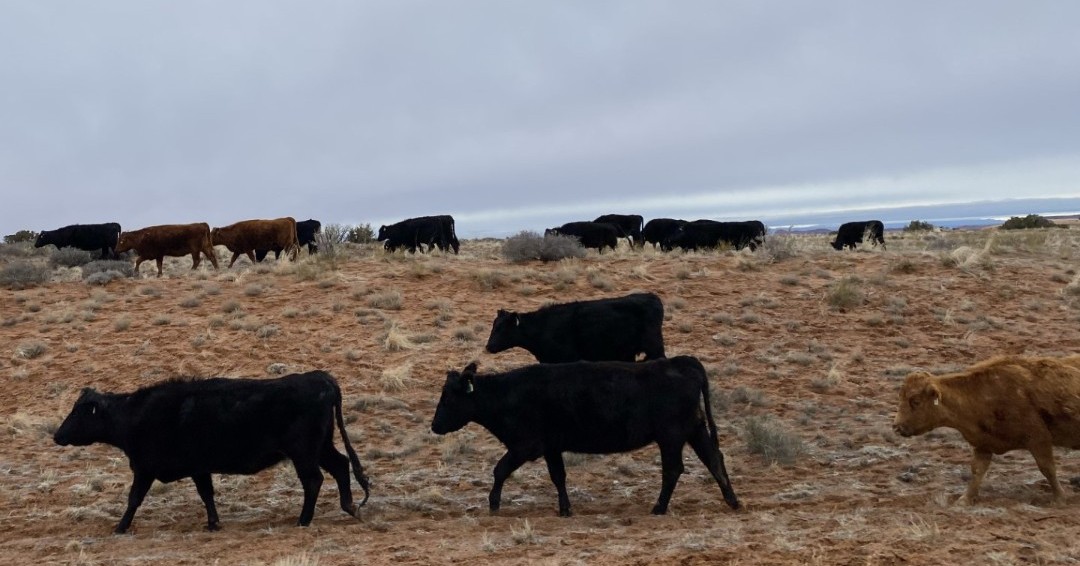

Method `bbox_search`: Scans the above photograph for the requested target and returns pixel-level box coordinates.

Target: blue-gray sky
[2,1,1078,237]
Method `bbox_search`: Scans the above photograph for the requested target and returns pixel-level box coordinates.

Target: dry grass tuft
[368,290,403,310]
[380,363,413,393]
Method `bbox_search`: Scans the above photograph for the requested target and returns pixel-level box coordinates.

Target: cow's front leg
[544,450,572,517]
[489,450,529,513]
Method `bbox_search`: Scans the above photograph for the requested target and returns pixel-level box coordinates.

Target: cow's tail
[332,378,370,506]
[693,357,720,449]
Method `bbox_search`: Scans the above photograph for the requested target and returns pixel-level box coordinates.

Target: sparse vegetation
[14,341,47,360]
[826,276,865,310]
[0,261,49,289]
[904,220,935,232]
[742,415,806,466]
[368,290,403,310]
[501,231,586,263]
[49,248,94,268]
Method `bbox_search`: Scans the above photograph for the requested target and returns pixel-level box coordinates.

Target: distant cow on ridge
[211,217,300,267]
[256,219,321,262]
[594,214,644,248]
[34,223,121,258]
[115,223,219,277]
[430,358,740,517]
[831,220,886,251]
[642,218,687,249]
[378,215,459,254]
[893,355,1080,504]
[485,292,665,363]
[53,371,370,533]
[544,222,619,254]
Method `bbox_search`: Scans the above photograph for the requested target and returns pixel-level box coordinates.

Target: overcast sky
[2,1,1078,237]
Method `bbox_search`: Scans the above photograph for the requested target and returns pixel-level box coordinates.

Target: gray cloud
[2,1,1078,236]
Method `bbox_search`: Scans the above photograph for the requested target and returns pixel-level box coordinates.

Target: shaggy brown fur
[211,217,300,268]
[893,355,1080,504]
[115,223,219,277]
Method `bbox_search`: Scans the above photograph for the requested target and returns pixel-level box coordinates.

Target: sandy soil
[3,227,1080,565]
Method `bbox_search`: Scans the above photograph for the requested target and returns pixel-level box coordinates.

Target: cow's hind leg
[191,251,201,270]
[192,474,221,531]
[155,257,164,277]
[319,441,357,516]
[228,252,241,268]
[291,460,324,526]
[1030,443,1065,502]
[651,440,685,515]
[687,426,740,510]
[543,450,572,517]
[489,450,532,513]
[116,471,154,534]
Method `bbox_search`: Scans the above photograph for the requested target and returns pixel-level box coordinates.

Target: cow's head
[209,227,221,244]
[430,362,479,435]
[829,240,843,251]
[892,371,943,437]
[484,310,521,354]
[54,388,114,447]
[33,231,52,248]
[376,226,388,242]
[114,232,135,254]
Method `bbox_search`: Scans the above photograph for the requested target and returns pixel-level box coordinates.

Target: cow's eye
[908,398,919,409]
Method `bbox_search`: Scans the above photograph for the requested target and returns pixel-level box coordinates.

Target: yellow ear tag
[467,382,474,393]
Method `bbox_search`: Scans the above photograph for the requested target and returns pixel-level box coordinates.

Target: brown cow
[211,217,300,268]
[115,223,219,277]
[893,355,1080,505]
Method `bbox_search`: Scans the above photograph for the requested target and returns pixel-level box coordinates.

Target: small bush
[501,231,585,263]
[904,220,935,232]
[113,316,131,332]
[368,290,403,310]
[179,296,201,308]
[0,261,49,289]
[15,341,48,360]
[256,325,280,339]
[758,232,799,262]
[826,276,864,310]
[347,223,376,244]
[4,230,38,244]
[85,271,124,286]
[1000,214,1056,230]
[50,247,94,268]
[743,416,806,466]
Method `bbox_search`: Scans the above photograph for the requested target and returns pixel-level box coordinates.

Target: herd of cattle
[29,214,888,276]
[49,288,1080,534]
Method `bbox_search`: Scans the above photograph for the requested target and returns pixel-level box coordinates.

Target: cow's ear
[497,309,507,317]
[928,383,941,406]
[463,362,478,376]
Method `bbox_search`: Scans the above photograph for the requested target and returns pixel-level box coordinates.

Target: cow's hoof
[954,495,976,506]
[206,523,220,532]
[650,505,668,515]
[558,508,572,518]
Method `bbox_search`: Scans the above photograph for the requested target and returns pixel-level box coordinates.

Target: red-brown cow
[211,218,300,268]
[893,355,1080,505]
[115,223,219,277]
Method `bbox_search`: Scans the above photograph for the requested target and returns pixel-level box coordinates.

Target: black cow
[430,358,740,517]
[642,218,687,249]
[831,220,886,251]
[544,221,618,254]
[34,223,121,258]
[256,219,321,262]
[485,292,665,363]
[594,214,644,248]
[53,371,370,534]
[662,219,766,252]
[378,215,459,254]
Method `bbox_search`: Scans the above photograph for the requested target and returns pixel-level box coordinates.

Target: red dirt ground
[3,228,1080,565]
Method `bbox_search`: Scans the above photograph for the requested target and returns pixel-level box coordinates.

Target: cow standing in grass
[115,223,219,277]
[544,222,619,254]
[831,220,886,251]
[485,292,665,363]
[212,217,300,268]
[53,371,370,533]
[893,355,1080,504]
[594,214,644,248]
[430,358,740,517]
[256,218,321,261]
[34,223,121,258]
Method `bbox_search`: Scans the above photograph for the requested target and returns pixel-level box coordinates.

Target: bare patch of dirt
[3,228,1080,564]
